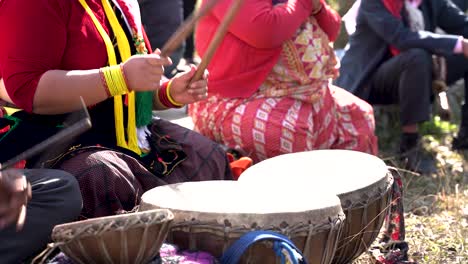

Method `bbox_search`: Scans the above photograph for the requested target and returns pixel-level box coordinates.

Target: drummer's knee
[49,169,83,220]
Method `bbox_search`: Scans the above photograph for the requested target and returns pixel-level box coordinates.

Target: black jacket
[335,0,468,100]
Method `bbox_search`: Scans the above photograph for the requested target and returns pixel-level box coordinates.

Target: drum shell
[52,209,174,264]
[141,200,345,264]
[238,150,394,264]
[333,173,393,264]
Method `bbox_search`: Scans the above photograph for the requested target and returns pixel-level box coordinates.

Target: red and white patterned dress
[189,17,378,163]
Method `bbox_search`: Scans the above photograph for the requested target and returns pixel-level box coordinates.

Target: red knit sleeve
[0,0,68,112]
[315,0,342,42]
[210,0,313,48]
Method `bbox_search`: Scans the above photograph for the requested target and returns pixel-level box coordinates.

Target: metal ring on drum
[238,149,394,264]
[140,180,345,264]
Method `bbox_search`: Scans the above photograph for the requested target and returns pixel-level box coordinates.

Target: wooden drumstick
[191,0,245,82]
[0,97,92,171]
[160,0,221,57]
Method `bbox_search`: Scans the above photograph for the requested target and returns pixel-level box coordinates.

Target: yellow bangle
[101,65,129,97]
[166,79,184,107]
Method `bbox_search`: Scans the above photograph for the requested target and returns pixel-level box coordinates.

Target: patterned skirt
[54,118,233,219]
[189,85,378,163]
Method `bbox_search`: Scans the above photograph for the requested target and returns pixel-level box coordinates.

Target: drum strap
[219,231,307,264]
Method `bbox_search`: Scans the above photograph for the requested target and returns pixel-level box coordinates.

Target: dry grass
[353,134,468,263]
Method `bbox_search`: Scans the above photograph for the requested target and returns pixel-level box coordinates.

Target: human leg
[191,95,335,163]
[150,118,233,182]
[445,54,468,149]
[56,122,232,218]
[0,169,82,263]
[369,49,435,173]
[56,149,157,219]
[329,85,378,155]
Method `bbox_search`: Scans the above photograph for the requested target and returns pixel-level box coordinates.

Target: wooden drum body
[238,150,393,264]
[52,209,174,264]
[140,181,345,264]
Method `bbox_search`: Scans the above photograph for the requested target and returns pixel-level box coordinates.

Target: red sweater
[196,0,341,98]
[0,0,112,112]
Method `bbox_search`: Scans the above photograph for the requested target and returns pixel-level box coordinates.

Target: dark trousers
[139,0,184,77]
[0,169,82,263]
[445,53,468,105]
[368,49,433,126]
[183,0,197,59]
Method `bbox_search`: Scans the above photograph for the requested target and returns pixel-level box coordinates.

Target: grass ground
[353,117,468,263]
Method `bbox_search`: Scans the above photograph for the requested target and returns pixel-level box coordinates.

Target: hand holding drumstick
[154,0,244,105]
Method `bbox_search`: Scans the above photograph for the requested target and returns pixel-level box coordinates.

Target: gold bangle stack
[101,64,129,97]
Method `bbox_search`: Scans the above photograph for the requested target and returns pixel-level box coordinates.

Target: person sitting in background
[452,0,468,12]
[0,0,232,220]
[182,0,199,66]
[189,0,378,163]
[336,0,468,174]
[0,167,82,263]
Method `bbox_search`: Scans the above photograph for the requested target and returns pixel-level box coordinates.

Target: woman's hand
[0,169,31,231]
[121,52,172,92]
[169,65,209,105]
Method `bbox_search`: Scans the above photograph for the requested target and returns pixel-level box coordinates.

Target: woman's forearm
[0,78,14,105]
[33,69,109,114]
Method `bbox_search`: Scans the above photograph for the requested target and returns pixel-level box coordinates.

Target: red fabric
[315,0,342,42]
[382,0,404,56]
[189,86,378,163]
[195,0,341,99]
[0,0,111,112]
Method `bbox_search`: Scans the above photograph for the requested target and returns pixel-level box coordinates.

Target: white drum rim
[140,181,343,227]
[141,181,342,215]
[239,150,389,197]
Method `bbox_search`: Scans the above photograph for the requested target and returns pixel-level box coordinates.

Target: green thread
[133,35,153,127]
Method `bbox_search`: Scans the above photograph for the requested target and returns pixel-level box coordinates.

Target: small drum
[238,150,393,264]
[140,181,345,264]
[51,209,174,264]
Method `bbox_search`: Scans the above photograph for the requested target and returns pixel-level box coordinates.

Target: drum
[51,209,174,264]
[238,150,393,264]
[140,181,345,264]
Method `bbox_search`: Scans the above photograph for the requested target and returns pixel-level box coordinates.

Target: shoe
[400,133,437,174]
[400,147,437,174]
[452,125,468,150]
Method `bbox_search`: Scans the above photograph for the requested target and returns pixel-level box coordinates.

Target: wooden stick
[191,0,245,82]
[0,98,92,171]
[160,0,221,57]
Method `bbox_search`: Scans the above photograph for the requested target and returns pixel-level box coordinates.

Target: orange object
[230,157,253,180]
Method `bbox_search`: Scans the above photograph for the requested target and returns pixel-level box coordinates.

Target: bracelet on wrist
[166,80,184,107]
[158,80,184,108]
[100,65,130,97]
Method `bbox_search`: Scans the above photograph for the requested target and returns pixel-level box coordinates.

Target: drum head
[238,150,389,196]
[141,181,342,227]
